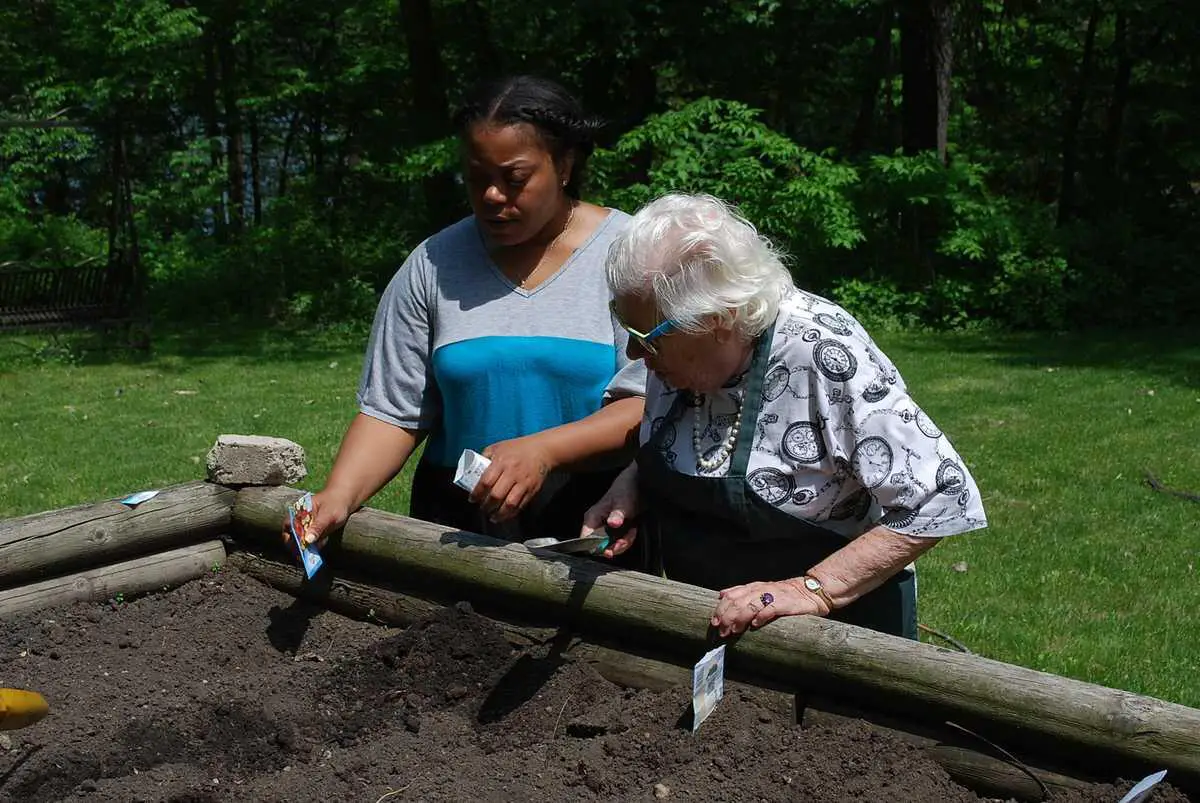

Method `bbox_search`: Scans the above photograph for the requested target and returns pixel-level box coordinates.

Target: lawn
[1,325,1198,708]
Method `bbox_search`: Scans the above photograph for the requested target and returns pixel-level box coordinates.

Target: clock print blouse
[639,289,988,540]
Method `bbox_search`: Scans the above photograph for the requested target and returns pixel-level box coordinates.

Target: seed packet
[692,644,726,732]
[287,492,324,580]
[119,489,160,507]
[454,449,491,492]
[1118,770,1168,803]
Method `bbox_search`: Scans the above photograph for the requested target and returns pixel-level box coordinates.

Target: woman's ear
[711,313,739,344]
[557,151,576,188]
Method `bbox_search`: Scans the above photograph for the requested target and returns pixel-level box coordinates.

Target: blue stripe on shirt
[424,335,618,466]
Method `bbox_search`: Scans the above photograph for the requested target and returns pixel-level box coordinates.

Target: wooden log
[225,547,1105,801]
[0,541,226,619]
[232,486,1200,792]
[0,481,234,591]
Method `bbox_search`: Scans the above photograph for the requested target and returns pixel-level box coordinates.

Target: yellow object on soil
[0,688,49,730]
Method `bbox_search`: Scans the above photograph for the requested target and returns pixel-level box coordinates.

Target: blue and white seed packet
[1118,770,1168,803]
[287,492,324,580]
[692,644,726,732]
[119,489,160,507]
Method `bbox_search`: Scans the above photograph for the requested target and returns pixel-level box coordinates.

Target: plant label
[692,644,726,732]
[1118,770,1168,803]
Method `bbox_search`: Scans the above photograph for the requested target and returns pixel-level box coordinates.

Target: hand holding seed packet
[287,492,324,580]
[454,449,491,493]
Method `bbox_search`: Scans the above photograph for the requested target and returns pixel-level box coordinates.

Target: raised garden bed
[1,441,1197,802]
[1,570,1188,803]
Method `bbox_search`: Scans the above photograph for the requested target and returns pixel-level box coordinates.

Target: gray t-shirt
[358,210,645,467]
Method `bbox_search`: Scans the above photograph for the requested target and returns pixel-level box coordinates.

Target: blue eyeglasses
[610,301,678,357]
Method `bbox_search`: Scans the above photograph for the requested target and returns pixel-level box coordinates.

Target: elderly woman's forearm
[804,526,938,610]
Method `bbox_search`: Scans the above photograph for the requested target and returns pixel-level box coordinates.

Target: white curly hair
[606,193,793,338]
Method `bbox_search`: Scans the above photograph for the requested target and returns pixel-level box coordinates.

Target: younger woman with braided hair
[284,75,646,558]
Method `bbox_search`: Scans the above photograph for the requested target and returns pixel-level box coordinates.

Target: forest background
[2,0,1197,331]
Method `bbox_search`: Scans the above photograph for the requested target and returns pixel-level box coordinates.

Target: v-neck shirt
[478,211,604,297]
[358,209,645,467]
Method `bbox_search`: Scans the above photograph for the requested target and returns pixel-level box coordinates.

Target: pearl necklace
[519,201,576,289]
[692,390,744,473]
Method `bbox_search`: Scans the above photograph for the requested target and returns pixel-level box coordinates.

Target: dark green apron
[636,325,918,639]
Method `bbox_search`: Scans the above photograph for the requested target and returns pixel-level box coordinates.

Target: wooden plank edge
[0,540,227,620]
[0,482,234,590]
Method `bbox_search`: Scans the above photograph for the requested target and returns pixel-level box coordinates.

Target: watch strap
[801,574,836,612]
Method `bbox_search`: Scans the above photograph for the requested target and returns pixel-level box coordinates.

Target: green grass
[0,325,417,520]
[2,325,1198,707]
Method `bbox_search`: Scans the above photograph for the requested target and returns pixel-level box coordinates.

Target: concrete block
[206,434,307,486]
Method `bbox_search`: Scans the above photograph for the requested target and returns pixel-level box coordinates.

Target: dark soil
[0,569,1190,802]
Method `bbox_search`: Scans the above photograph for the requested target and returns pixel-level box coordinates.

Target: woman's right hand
[279,489,354,552]
[581,465,641,559]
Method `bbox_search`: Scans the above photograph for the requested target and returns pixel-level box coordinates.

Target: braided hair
[453,76,604,199]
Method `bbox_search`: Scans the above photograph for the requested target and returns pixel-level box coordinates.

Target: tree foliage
[1,0,1197,329]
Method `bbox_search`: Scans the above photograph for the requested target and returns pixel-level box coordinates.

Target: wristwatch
[800,575,836,611]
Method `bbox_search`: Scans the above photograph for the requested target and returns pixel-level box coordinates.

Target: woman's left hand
[711,580,828,638]
[470,436,556,522]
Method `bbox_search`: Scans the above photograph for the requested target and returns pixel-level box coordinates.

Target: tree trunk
[1101,11,1132,187]
[308,107,325,183]
[278,110,301,199]
[885,30,901,153]
[899,0,953,161]
[461,0,501,75]
[399,0,460,228]
[119,135,143,308]
[202,30,226,237]
[43,167,71,217]
[850,2,896,154]
[1056,0,1101,227]
[249,113,262,226]
[107,118,122,261]
[247,42,263,226]
[933,0,953,161]
[216,8,245,233]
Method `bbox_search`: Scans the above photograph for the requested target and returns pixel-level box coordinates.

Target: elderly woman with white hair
[584,193,988,639]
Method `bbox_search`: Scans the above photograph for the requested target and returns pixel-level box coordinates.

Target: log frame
[0,540,227,619]
[0,481,234,590]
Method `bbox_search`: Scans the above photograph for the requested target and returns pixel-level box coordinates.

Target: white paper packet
[1118,770,1168,803]
[454,449,492,492]
[692,644,726,732]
